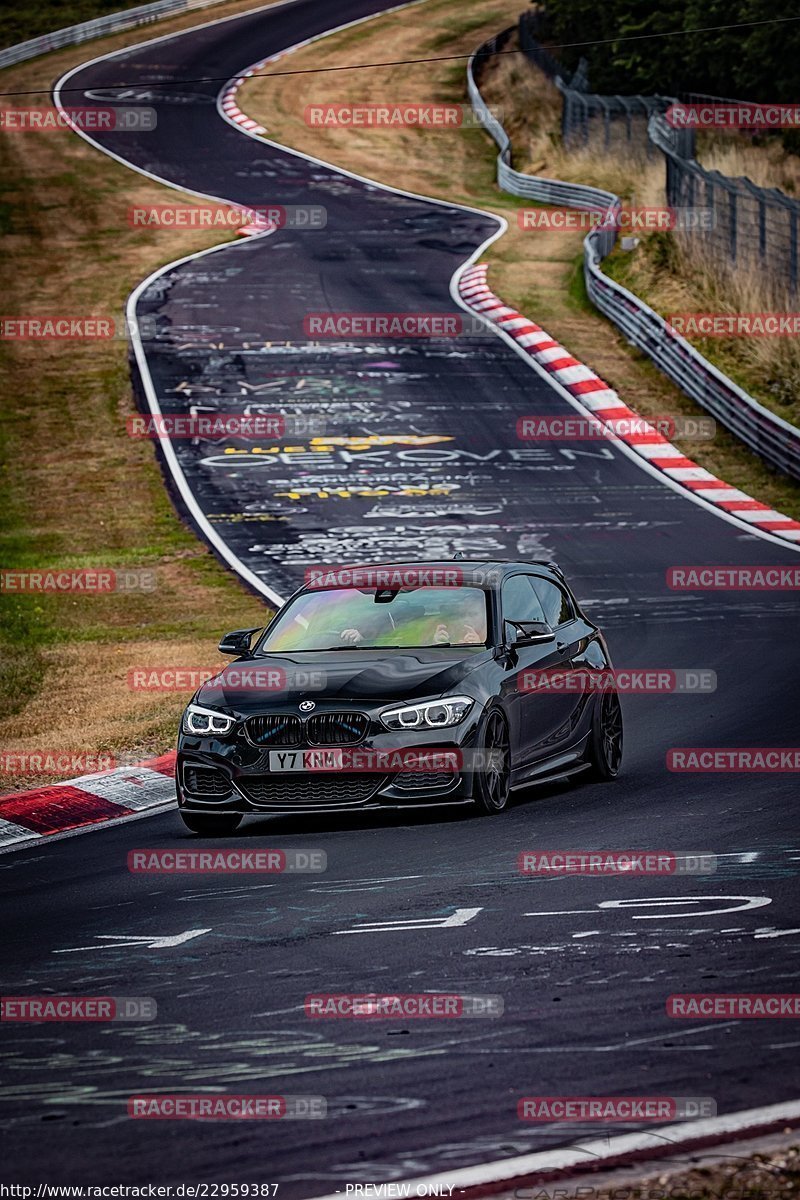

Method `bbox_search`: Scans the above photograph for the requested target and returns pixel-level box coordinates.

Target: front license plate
[269,749,344,772]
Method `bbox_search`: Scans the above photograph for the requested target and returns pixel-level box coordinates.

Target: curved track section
[2,0,795,1188]
[56,0,799,602]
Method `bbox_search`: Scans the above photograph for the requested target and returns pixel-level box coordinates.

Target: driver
[340,607,396,644]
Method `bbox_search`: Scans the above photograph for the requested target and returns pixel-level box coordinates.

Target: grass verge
[584,1136,800,1200]
[0,0,282,789]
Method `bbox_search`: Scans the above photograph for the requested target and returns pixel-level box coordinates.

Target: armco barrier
[468,31,800,482]
[0,0,226,70]
[470,33,618,215]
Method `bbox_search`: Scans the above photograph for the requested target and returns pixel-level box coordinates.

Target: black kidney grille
[245,714,302,746]
[306,712,369,745]
[240,773,384,808]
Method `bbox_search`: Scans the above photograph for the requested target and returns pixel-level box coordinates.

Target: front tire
[180,812,243,836]
[473,709,511,814]
[586,692,623,780]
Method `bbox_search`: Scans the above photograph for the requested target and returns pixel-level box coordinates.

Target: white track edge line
[36,0,800,849]
[52,0,800,609]
[39,13,800,1178]
[53,0,451,610]
[305,1099,800,1199]
[214,0,505,222]
[126,238,287,606]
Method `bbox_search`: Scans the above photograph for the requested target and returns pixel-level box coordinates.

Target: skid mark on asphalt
[275,1114,709,1184]
[0,1026,451,1123]
[173,882,279,901]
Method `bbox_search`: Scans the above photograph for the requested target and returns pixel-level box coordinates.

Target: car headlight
[182,703,236,736]
[380,695,474,731]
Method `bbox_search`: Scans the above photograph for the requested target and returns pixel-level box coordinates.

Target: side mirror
[218,627,262,657]
[505,620,555,647]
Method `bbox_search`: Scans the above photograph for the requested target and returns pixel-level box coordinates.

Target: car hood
[194,647,492,712]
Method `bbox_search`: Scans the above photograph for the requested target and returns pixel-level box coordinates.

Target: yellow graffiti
[308,435,452,448]
[273,486,457,501]
[219,434,453,456]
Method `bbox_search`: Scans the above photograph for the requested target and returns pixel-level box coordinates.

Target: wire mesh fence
[519,12,668,158]
[650,114,800,294]
[518,9,800,293]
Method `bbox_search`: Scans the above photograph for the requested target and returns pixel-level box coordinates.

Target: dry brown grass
[481,42,800,430]
[606,234,800,422]
[480,51,665,204]
[3,0,800,787]
[0,0,285,789]
[2,639,219,775]
[698,130,800,196]
[244,0,521,207]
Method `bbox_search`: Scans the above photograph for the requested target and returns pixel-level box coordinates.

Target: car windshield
[259,585,490,651]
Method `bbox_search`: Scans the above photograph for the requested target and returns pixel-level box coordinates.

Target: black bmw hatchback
[176,560,623,833]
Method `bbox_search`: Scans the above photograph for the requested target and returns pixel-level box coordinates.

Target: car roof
[299,559,565,588]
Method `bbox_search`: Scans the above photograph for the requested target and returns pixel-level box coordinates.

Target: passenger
[432,590,486,645]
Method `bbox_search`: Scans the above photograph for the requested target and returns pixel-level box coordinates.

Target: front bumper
[177,707,483,814]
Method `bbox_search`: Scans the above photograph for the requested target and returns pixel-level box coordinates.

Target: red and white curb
[233,208,277,237]
[214,76,273,239]
[307,1099,800,1199]
[0,752,176,849]
[219,73,278,236]
[220,76,266,137]
[460,263,800,544]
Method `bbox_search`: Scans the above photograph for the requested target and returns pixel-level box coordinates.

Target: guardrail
[0,0,225,71]
[470,33,617,213]
[467,31,800,482]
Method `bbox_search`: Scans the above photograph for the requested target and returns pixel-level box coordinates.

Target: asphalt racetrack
[2,0,799,1188]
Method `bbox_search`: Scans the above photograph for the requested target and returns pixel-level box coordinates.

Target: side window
[501,575,547,624]
[531,577,573,628]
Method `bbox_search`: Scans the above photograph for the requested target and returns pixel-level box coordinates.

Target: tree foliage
[539,0,800,100]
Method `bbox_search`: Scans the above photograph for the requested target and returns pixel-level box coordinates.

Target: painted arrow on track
[54,929,211,953]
